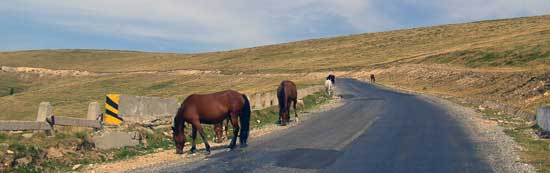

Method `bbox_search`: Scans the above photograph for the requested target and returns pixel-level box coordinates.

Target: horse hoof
[240,143,248,148]
[176,149,184,154]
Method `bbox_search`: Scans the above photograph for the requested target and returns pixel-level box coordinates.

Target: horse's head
[172,125,186,154]
[280,110,289,126]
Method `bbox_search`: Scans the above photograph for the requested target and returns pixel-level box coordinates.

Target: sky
[1,1,549,53]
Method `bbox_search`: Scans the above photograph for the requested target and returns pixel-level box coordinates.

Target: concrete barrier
[254,93,263,110]
[263,92,272,108]
[92,131,141,150]
[269,92,278,106]
[48,116,102,129]
[36,102,52,122]
[87,102,100,120]
[250,85,323,110]
[118,95,179,122]
[0,121,52,131]
[1,102,102,133]
[0,102,54,135]
[537,107,550,133]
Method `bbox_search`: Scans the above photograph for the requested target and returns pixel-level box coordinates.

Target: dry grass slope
[0,15,549,121]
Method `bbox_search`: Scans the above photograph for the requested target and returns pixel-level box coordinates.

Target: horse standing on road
[172,90,251,154]
[277,80,298,126]
[370,74,376,83]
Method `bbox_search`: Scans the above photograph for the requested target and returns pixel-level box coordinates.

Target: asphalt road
[138,78,491,173]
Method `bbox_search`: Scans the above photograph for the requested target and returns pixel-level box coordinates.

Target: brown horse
[172,90,251,154]
[277,80,298,126]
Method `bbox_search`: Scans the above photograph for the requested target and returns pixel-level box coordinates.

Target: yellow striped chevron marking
[104,94,123,125]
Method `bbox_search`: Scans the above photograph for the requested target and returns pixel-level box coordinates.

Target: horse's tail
[278,83,287,111]
[239,94,251,145]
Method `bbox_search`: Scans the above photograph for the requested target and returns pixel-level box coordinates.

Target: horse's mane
[173,106,185,134]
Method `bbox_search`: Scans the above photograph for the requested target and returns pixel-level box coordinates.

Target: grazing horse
[172,90,251,154]
[370,74,376,83]
[325,79,333,96]
[277,80,298,126]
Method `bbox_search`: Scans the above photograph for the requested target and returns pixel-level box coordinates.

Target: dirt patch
[0,66,220,77]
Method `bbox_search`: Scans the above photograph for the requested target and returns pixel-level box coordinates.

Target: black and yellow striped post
[104,94,123,125]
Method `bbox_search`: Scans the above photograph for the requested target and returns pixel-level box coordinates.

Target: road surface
[136,78,491,173]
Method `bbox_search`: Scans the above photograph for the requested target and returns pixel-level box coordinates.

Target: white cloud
[0,0,549,51]
[416,0,550,22]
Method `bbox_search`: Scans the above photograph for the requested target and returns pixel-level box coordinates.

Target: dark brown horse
[172,90,251,154]
[277,80,298,126]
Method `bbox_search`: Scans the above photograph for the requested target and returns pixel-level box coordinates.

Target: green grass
[0,73,32,97]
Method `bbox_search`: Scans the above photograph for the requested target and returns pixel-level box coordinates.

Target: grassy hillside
[0,15,549,120]
[1,15,549,74]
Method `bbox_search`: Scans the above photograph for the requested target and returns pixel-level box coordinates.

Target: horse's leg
[214,123,222,143]
[189,126,197,153]
[293,98,299,122]
[228,113,240,149]
[224,117,229,140]
[192,122,211,154]
[286,100,291,123]
[278,104,285,125]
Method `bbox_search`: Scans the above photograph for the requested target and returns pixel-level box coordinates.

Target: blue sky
[1,0,549,53]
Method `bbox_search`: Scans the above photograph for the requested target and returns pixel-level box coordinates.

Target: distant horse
[325,79,333,96]
[172,90,251,154]
[370,74,376,83]
[277,80,298,126]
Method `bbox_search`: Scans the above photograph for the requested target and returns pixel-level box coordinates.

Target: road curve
[136,78,491,173]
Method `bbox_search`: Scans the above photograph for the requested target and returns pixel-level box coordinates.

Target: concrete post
[263,92,272,107]
[87,102,100,120]
[36,102,54,136]
[271,92,278,106]
[537,107,550,133]
[254,93,263,110]
[36,102,52,122]
[246,95,253,109]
